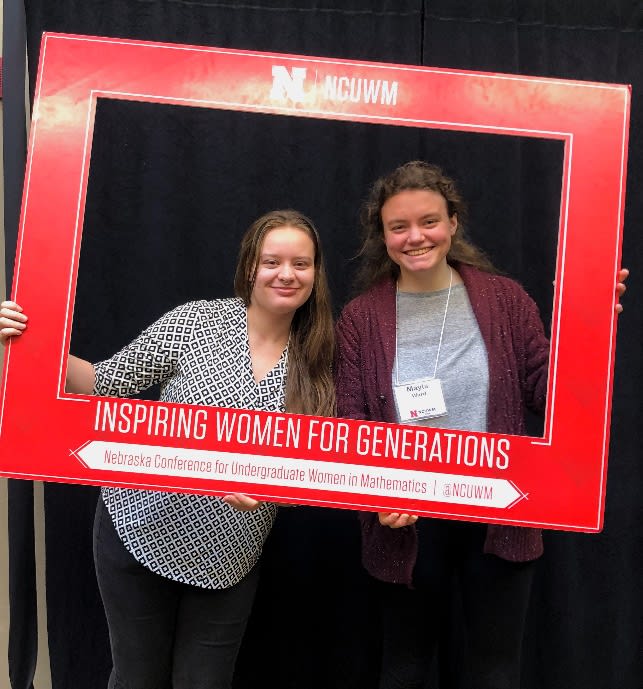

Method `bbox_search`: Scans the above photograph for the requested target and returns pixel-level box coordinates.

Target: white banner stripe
[76,441,523,509]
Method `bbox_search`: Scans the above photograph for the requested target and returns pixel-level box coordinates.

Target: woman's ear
[449,213,458,235]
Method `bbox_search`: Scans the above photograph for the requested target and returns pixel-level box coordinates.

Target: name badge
[393,378,447,422]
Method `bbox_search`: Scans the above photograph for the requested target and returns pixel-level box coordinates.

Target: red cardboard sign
[0,33,630,530]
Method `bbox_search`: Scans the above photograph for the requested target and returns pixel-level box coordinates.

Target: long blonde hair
[234,210,336,417]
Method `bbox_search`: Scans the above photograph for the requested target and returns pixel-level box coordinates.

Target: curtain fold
[3,2,37,689]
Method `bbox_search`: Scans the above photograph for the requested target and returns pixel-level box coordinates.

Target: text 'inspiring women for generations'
[94,400,511,470]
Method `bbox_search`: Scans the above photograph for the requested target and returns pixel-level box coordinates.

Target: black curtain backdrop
[3,4,36,689]
[3,2,641,688]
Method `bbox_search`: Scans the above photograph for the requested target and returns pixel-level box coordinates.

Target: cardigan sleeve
[335,296,420,586]
[512,287,549,415]
[334,304,369,421]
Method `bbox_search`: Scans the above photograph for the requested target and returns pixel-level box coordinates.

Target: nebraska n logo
[270,66,307,102]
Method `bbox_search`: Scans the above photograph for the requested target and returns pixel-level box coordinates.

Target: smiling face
[250,225,316,317]
[381,189,457,289]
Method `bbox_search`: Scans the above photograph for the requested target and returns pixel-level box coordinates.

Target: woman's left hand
[222,493,263,512]
[615,268,629,314]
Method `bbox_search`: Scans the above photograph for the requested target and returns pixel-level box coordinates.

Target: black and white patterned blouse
[94,298,285,589]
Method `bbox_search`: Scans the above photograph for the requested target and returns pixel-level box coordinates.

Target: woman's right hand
[0,301,95,394]
[0,301,27,345]
[378,512,418,528]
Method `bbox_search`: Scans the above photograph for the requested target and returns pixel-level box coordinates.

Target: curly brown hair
[355,161,496,292]
[234,210,335,417]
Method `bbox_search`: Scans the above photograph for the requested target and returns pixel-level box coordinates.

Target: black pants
[378,520,535,689]
[93,497,259,689]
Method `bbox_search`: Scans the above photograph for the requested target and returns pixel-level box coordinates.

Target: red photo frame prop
[0,33,630,531]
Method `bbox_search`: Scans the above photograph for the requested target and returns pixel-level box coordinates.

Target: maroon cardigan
[334,263,550,585]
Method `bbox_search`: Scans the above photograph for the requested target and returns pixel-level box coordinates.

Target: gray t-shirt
[394,284,489,432]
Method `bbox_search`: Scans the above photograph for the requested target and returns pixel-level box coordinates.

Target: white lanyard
[394,266,453,385]
[393,267,452,421]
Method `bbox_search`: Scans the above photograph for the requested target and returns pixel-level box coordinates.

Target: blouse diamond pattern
[94,298,284,589]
